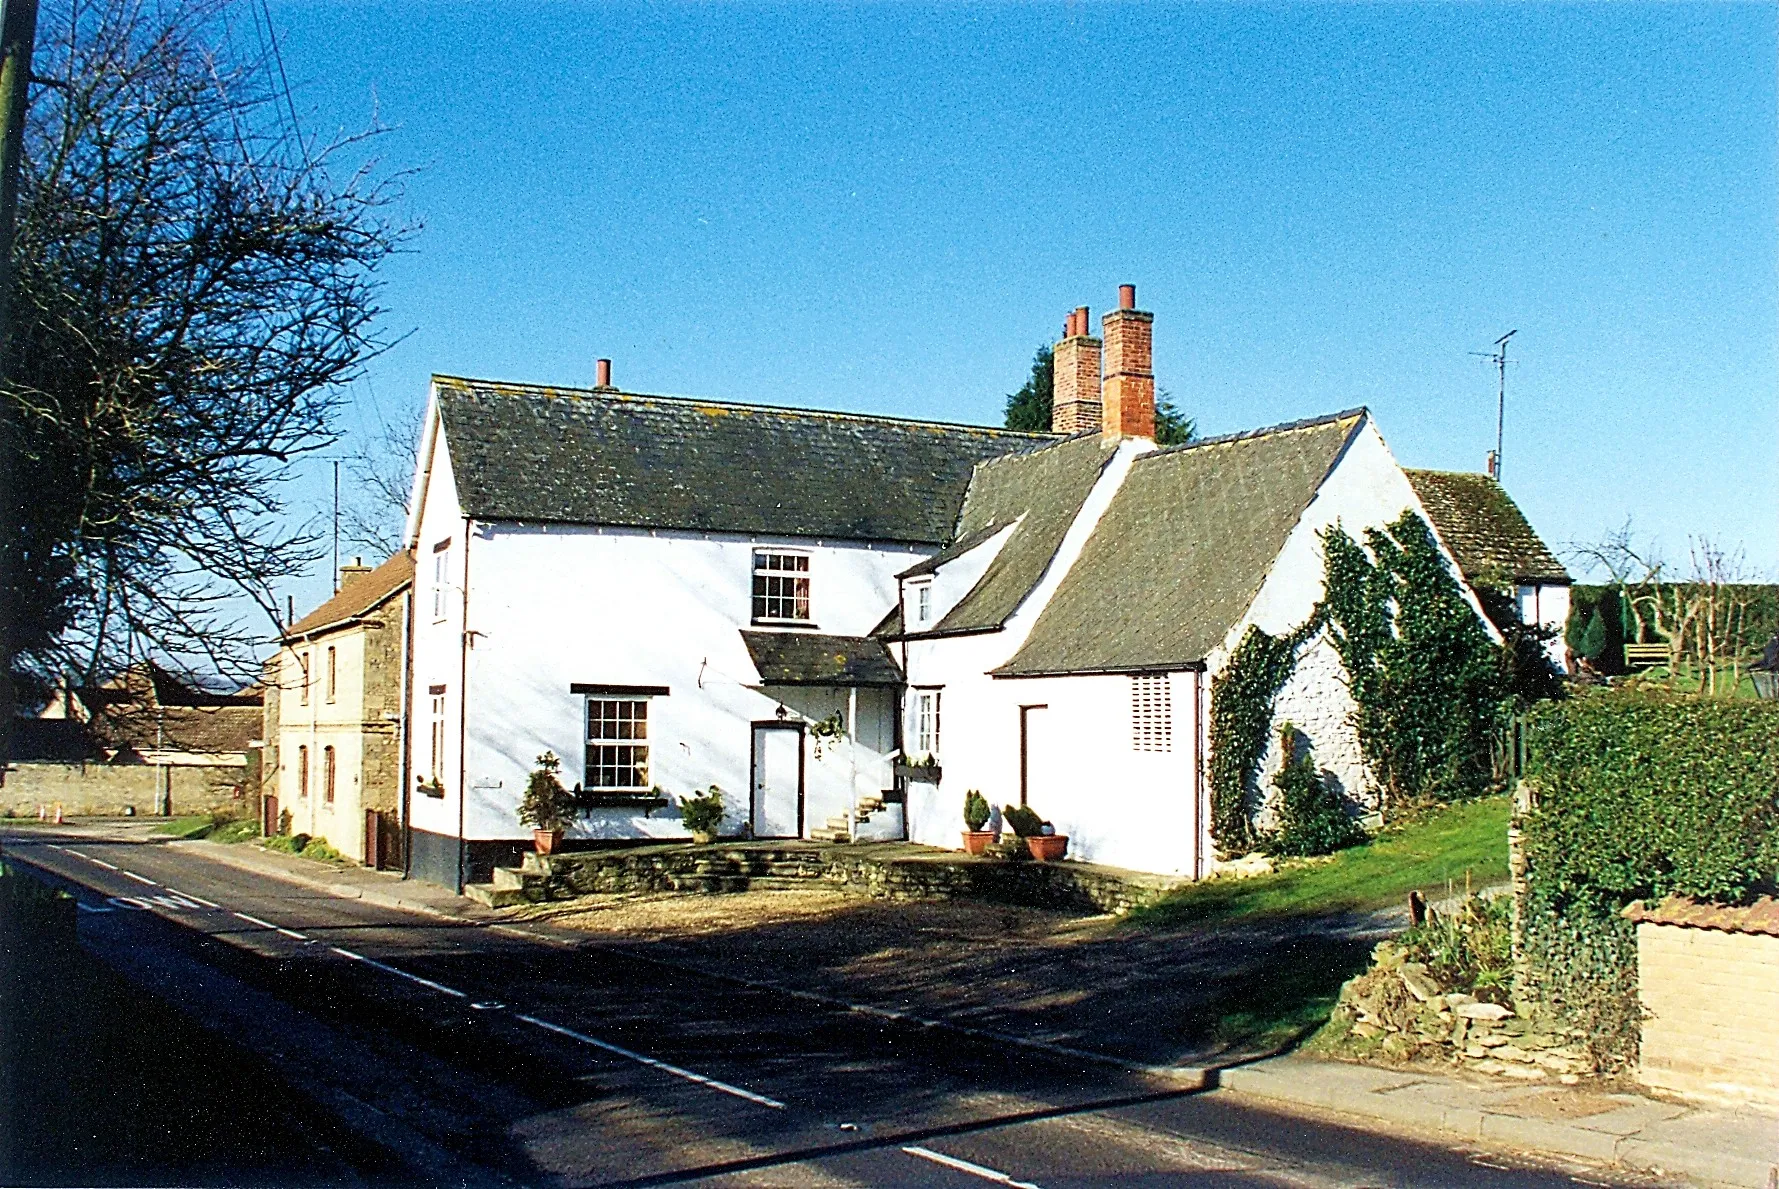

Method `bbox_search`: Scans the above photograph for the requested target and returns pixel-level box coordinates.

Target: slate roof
[433,376,1053,545]
[740,632,903,687]
[1624,895,1779,938]
[285,552,414,639]
[1405,470,1569,585]
[909,434,1120,635]
[996,411,1366,676]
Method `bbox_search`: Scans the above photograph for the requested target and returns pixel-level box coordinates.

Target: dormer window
[913,581,933,628]
[752,551,810,623]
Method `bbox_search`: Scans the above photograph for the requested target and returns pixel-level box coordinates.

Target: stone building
[270,553,413,866]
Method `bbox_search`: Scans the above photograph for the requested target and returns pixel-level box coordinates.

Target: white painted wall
[1217,416,1498,832]
[1518,583,1572,671]
[406,413,466,843]
[899,438,1211,875]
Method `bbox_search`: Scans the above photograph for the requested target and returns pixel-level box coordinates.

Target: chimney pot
[1051,303,1103,434]
[596,358,613,389]
[1101,288,1155,440]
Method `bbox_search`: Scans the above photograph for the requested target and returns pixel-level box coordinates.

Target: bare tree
[340,413,419,559]
[6,0,413,704]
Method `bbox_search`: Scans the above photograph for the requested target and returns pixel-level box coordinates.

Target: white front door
[751,725,803,838]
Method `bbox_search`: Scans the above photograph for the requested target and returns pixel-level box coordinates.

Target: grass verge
[1127,795,1510,930]
[153,814,217,839]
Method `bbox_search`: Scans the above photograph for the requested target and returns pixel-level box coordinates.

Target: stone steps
[464,882,524,908]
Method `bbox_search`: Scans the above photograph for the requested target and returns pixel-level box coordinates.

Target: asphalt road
[2,827,1662,1188]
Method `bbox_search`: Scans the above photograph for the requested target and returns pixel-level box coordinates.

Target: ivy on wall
[1207,510,1520,855]
[1322,512,1507,818]
[1208,619,1320,857]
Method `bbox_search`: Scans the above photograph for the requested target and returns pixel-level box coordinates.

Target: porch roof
[740,631,904,687]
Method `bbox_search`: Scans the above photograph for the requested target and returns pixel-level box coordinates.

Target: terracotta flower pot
[1024,834,1068,862]
[961,830,996,856]
[533,828,563,855]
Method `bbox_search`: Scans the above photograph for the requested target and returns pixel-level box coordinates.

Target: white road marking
[516,1012,787,1109]
[118,869,158,886]
[45,843,69,851]
[490,923,575,947]
[167,887,220,909]
[66,849,120,871]
[108,896,153,910]
[77,901,116,913]
[901,1146,1045,1188]
[231,910,308,941]
[328,946,468,998]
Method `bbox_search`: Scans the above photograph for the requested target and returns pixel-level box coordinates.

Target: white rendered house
[397,288,1568,888]
[400,371,1048,889]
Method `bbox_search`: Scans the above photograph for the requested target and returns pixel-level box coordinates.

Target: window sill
[893,761,942,784]
[577,793,668,814]
[417,783,446,800]
[750,620,821,630]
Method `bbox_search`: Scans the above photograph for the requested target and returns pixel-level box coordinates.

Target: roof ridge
[1406,466,1496,480]
[1143,407,1368,458]
[431,374,1057,440]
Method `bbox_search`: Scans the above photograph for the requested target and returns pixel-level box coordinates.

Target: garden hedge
[1519,688,1779,1066]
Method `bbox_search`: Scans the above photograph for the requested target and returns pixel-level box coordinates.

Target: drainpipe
[1192,669,1205,880]
[398,587,414,878]
[456,516,471,893]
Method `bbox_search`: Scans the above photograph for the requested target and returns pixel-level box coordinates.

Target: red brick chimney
[594,358,615,391]
[1050,306,1102,434]
[1101,284,1154,439]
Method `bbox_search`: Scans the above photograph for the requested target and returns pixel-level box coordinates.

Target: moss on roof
[923,434,1120,634]
[997,412,1365,675]
[433,376,1053,545]
[1405,470,1568,585]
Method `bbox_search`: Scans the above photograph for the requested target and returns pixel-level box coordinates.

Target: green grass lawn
[152,814,217,839]
[1628,664,1763,699]
[1127,794,1510,931]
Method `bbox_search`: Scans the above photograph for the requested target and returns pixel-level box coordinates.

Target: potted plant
[1003,803,1068,862]
[679,785,727,845]
[517,752,577,855]
[961,789,995,855]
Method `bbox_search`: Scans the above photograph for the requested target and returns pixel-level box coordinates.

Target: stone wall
[3,762,248,818]
[490,842,1183,915]
[1637,921,1779,1107]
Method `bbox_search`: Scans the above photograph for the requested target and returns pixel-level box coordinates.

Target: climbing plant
[1321,512,1507,818]
[1208,619,1320,856]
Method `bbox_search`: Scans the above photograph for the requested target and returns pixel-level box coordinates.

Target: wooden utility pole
[0,0,39,782]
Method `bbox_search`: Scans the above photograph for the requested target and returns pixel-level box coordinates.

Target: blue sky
[269,1,1776,615]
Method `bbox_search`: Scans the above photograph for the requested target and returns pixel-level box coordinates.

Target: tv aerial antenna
[1470,329,1517,481]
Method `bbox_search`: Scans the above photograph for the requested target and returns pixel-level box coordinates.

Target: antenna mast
[1473,329,1517,480]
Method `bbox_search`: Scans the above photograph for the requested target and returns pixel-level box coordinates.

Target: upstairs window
[325,646,337,704]
[586,698,650,790]
[752,551,810,623]
[299,652,311,706]
[1131,674,1172,752]
[913,582,933,627]
[431,540,450,621]
[912,689,941,758]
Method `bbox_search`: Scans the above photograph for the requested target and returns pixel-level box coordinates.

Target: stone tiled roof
[434,376,1053,545]
[1624,895,1779,937]
[996,411,1366,676]
[1405,469,1569,585]
[285,551,414,639]
[919,434,1120,634]
[740,632,903,687]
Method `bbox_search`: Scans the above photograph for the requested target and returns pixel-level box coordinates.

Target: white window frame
[912,688,941,758]
[913,581,933,627]
[585,696,653,792]
[428,692,446,783]
[751,550,811,624]
[431,541,450,622]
